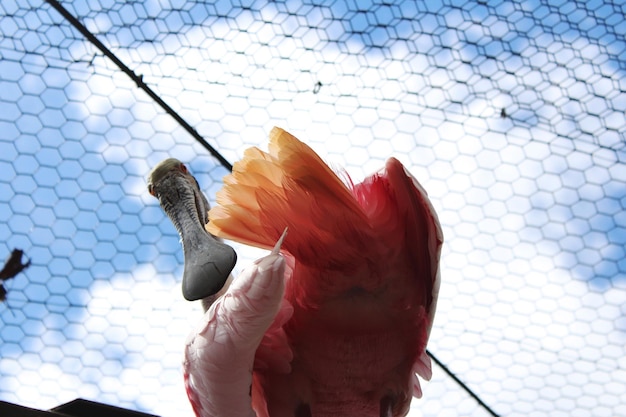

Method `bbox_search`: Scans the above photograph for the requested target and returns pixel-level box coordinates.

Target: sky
[0,1,625,416]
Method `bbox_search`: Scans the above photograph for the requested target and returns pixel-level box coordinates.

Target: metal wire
[44,0,233,172]
[40,1,503,416]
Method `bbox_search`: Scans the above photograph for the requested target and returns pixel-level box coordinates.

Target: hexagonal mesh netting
[1,0,625,416]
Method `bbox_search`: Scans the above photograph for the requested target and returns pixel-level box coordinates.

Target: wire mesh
[1,1,625,416]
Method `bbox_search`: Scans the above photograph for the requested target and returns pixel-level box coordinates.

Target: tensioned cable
[428,350,500,416]
[43,0,500,416]
[44,0,233,172]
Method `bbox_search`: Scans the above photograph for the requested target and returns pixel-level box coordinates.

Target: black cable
[44,0,234,172]
[428,349,501,417]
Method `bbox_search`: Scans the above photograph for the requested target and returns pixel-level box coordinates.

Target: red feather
[207,127,442,416]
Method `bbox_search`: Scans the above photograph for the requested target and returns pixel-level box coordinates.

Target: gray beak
[148,159,236,301]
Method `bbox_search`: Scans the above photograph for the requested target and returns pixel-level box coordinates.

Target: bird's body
[205,128,443,417]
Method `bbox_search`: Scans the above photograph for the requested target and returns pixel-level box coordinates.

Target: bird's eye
[148,184,155,196]
[180,163,188,174]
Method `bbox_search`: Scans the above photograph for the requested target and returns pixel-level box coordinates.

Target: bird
[148,127,443,417]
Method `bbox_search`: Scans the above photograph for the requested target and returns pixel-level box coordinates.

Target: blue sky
[1,1,625,416]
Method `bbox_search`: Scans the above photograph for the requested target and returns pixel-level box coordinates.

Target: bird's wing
[385,157,443,397]
[207,127,374,269]
[184,245,287,417]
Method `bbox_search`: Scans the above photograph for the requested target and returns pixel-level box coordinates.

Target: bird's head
[148,158,236,302]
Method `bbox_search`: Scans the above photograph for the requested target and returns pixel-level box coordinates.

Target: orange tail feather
[207,127,373,269]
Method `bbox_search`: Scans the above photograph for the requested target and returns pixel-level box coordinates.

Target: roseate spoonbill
[148,127,442,417]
